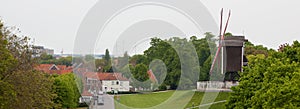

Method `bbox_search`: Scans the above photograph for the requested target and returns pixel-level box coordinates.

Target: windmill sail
[209,9,231,75]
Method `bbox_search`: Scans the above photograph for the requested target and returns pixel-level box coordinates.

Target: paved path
[90,94,115,109]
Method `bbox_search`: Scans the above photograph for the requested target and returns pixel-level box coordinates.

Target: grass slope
[114,91,230,109]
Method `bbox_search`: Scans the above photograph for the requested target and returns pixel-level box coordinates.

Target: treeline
[39,54,72,66]
[0,21,81,108]
[95,33,270,90]
[110,33,218,90]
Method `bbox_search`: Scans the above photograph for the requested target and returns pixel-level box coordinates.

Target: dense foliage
[0,20,81,108]
[244,41,269,56]
[52,73,81,108]
[39,53,72,66]
[226,41,300,108]
[0,20,57,108]
[114,33,216,90]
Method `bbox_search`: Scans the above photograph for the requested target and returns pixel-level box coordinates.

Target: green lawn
[114,91,230,109]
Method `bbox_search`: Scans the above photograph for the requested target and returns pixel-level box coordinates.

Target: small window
[112,81,114,85]
[116,81,119,85]
[120,81,123,86]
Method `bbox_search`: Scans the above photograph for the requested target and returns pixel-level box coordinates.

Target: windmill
[209,8,231,75]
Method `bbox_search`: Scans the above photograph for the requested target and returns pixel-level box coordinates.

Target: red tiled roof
[82,72,98,79]
[35,64,72,74]
[98,73,115,80]
[81,90,93,96]
[82,72,129,81]
[98,72,129,81]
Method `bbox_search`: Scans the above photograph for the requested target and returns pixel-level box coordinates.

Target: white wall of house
[102,80,130,92]
[86,78,101,92]
[79,96,92,103]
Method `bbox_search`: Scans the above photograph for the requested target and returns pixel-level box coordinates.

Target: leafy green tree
[40,53,54,60]
[224,32,233,37]
[244,41,269,56]
[130,54,148,66]
[0,20,56,108]
[95,59,106,71]
[84,55,94,62]
[144,37,201,89]
[52,73,80,108]
[199,56,211,81]
[119,64,134,79]
[115,51,130,72]
[104,49,111,63]
[133,64,149,82]
[0,29,17,108]
[56,56,72,66]
[226,41,300,108]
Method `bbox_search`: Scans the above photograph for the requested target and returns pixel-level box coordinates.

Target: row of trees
[0,20,81,108]
[107,33,217,90]
[39,53,72,66]
[226,41,300,108]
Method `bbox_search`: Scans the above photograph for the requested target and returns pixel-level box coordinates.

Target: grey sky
[0,0,299,54]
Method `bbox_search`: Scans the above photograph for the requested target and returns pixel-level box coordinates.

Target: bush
[158,84,167,91]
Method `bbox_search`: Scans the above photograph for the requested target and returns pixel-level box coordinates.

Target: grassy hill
[114,90,230,109]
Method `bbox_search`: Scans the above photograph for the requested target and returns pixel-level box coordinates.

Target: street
[90,94,115,109]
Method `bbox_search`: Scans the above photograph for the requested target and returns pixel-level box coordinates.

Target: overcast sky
[0,0,299,54]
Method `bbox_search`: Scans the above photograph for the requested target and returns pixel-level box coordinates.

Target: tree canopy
[226,41,300,108]
[0,20,57,108]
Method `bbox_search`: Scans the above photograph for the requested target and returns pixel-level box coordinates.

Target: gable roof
[83,72,99,79]
[81,90,93,96]
[112,73,129,81]
[83,72,129,81]
[35,64,72,74]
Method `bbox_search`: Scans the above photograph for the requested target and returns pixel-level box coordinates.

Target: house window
[112,81,114,85]
[116,81,119,85]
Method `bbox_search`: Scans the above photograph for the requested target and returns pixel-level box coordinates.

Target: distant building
[83,72,130,93]
[79,90,93,103]
[32,46,54,57]
[99,73,130,92]
[35,64,72,74]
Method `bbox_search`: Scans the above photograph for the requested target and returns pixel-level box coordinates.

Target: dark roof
[222,36,247,47]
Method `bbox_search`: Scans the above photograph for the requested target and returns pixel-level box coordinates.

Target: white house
[83,72,130,94]
[99,73,130,92]
[79,90,93,103]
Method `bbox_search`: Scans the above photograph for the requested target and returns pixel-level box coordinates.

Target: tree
[244,41,269,56]
[95,59,106,72]
[104,49,111,63]
[226,41,300,108]
[130,54,148,66]
[52,73,81,108]
[0,29,17,108]
[144,37,201,89]
[115,51,130,72]
[0,20,56,108]
[133,64,149,82]
[119,64,134,79]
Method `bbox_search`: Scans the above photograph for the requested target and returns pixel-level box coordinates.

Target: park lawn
[115,91,175,108]
[114,91,230,109]
[185,91,230,108]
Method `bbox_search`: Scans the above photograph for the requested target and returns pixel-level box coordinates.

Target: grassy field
[114,91,230,109]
